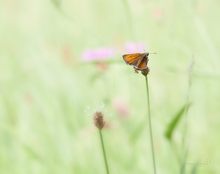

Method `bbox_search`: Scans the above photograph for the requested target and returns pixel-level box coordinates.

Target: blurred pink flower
[124,42,147,53]
[152,7,164,21]
[24,92,33,105]
[113,98,130,118]
[82,47,115,61]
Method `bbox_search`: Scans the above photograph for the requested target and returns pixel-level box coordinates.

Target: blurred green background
[0,0,220,174]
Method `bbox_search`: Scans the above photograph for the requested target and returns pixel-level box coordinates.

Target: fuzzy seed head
[94,112,105,130]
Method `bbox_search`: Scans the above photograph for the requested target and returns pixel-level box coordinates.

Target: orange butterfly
[122,52,149,71]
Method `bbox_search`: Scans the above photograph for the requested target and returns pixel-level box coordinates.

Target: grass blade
[191,163,199,174]
[165,103,190,141]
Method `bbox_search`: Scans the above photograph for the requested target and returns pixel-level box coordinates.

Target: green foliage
[191,163,199,174]
[165,104,190,141]
[0,0,219,174]
[51,0,62,9]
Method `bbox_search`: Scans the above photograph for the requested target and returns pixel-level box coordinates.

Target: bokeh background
[0,0,219,174]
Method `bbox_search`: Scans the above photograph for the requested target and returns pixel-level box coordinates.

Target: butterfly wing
[134,56,148,70]
[122,53,145,66]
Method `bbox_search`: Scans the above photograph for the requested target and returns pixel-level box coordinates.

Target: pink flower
[124,42,147,54]
[82,47,115,62]
[24,92,33,105]
[113,98,130,118]
[152,7,164,21]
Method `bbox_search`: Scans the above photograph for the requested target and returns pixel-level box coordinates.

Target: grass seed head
[94,112,105,130]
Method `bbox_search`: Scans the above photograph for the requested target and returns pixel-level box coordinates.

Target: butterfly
[122,52,149,72]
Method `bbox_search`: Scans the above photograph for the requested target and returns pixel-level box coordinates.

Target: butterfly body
[122,52,149,71]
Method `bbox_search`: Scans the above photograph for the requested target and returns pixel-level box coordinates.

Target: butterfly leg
[134,68,139,73]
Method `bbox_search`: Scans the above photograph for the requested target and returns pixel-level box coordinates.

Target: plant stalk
[145,76,157,174]
[99,129,110,174]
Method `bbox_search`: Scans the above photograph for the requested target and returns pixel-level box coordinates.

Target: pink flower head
[24,92,33,105]
[152,7,164,21]
[124,42,147,54]
[82,47,115,62]
[113,98,130,118]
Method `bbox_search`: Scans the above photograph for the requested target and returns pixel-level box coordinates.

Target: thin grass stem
[181,59,194,173]
[99,130,110,174]
[145,76,157,174]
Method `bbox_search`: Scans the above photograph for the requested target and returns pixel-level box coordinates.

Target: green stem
[145,76,157,174]
[170,141,181,164]
[99,130,110,174]
[181,60,194,174]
